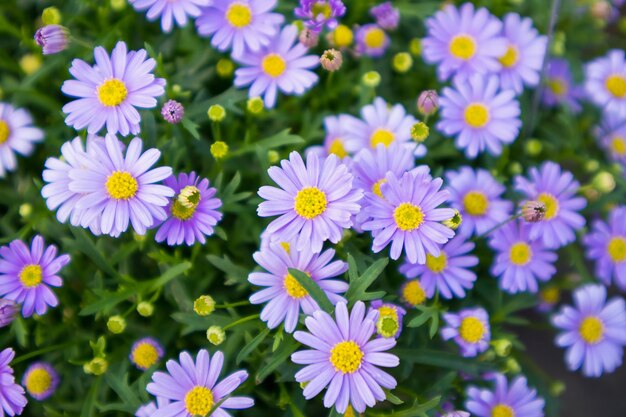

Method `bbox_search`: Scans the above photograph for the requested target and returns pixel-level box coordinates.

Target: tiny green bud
[206,325,225,345]
[20,54,42,75]
[508,162,523,175]
[409,38,422,56]
[549,381,566,397]
[442,209,462,230]
[216,58,235,78]
[194,295,216,316]
[550,31,566,56]
[392,52,413,73]
[491,339,513,357]
[84,357,108,375]
[107,315,126,334]
[247,97,264,114]
[362,71,381,88]
[267,150,280,164]
[110,0,127,11]
[137,302,154,317]
[42,7,62,25]
[210,141,229,160]
[592,171,616,193]
[410,122,429,142]
[376,315,399,338]
[585,159,600,172]
[525,139,543,156]
[505,358,521,374]
[208,104,226,122]
[19,203,32,219]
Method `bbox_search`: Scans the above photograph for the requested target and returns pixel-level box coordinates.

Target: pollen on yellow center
[25,368,53,396]
[499,45,519,68]
[393,202,424,231]
[605,74,626,98]
[20,264,42,288]
[225,3,252,28]
[132,343,159,370]
[262,53,286,78]
[509,242,532,266]
[329,341,364,374]
[328,138,348,158]
[184,386,214,417]
[294,186,327,219]
[449,34,477,60]
[464,103,490,128]
[311,2,332,19]
[402,280,426,306]
[370,128,395,148]
[105,171,138,200]
[463,190,489,216]
[364,27,386,49]
[608,236,626,262]
[491,404,515,417]
[548,78,567,96]
[372,178,387,198]
[611,136,626,156]
[426,252,447,273]
[537,192,559,220]
[284,273,309,299]
[171,186,201,220]
[579,316,604,344]
[459,316,485,344]
[97,78,128,107]
[0,120,10,144]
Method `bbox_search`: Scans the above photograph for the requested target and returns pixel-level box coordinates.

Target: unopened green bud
[208,104,226,122]
[210,141,229,160]
[267,150,280,164]
[410,122,429,142]
[505,358,521,374]
[362,71,381,88]
[550,381,566,397]
[525,139,542,156]
[491,339,512,357]
[107,315,126,334]
[137,302,154,317]
[409,38,422,56]
[592,171,616,193]
[392,52,413,73]
[19,204,32,219]
[206,326,225,345]
[42,7,62,25]
[110,0,127,11]
[247,97,264,114]
[194,295,216,316]
[216,59,235,78]
[84,357,108,375]
[585,159,600,172]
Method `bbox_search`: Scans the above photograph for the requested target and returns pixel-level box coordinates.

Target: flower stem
[223,314,260,331]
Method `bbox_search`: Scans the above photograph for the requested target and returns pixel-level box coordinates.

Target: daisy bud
[410,122,429,142]
[161,99,184,124]
[522,200,546,223]
[35,25,70,55]
[328,24,353,48]
[491,339,512,357]
[504,358,521,374]
[216,58,234,78]
[320,49,343,72]
[136,301,154,317]
[442,209,462,230]
[392,52,413,73]
[592,171,616,193]
[84,357,108,375]
[206,326,225,346]
[19,203,32,219]
[585,159,599,172]
[299,28,319,48]
[417,90,439,116]
[409,38,422,56]
[194,295,216,316]
[20,54,42,74]
[400,280,426,307]
[207,105,226,122]
[362,71,381,88]
[177,185,201,210]
[210,141,229,160]
[376,314,400,339]
[525,138,542,156]
[247,97,264,114]
[550,381,566,397]
[42,7,62,25]
[591,1,612,21]
[0,299,17,328]
[370,1,400,31]
[110,0,126,11]
[267,150,280,164]
[107,315,126,334]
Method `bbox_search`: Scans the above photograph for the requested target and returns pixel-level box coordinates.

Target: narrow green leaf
[344,257,388,305]
[429,314,439,339]
[207,255,248,283]
[406,312,430,329]
[146,261,192,291]
[288,268,334,314]
[236,329,271,364]
[79,377,101,417]
[395,349,492,375]
[181,118,200,139]
[68,228,119,278]
[385,389,404,405]
[256,339,298,383]
[104,373,141,411]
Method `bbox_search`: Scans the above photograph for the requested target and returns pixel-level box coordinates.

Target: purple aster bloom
[305,115,358,160]
[160,100,184,124]
[61,41,166,136]
[370,2,400,31]
[0,348,27,416]
[0,103,44,178]
[442,412,470,417]
[438,74,521,158]
[233,25,319,108]
[0,235,70,318]
[146,349,253,417]
[136,398,170,417]
[542,59,584,113]
[466,374,545,417]
[34,25,69,55]
[496,13,547,94]
[355,24,390,58]
[69,135,174,237]
[514,161,586,248]
[196,0,284,58]
[291,301,399,414]
[369,300,406,339]
[552,284,626,377]
[442,307,490,357]
[248,242,348,333]
[257,151,362,253]
[295,0,346,33]
[584,207,626,291]
[585,49,626,117]
[593,110,626,164]
[361,170,456,264]
[130,337,165,370]
[445,167,513,237]
[399,235,478,299]
[155,172,223,246]
[489,220,558,294]
[21,362,59,401]
[129,0,210,33]
[0,299,17,328]
[422,3,507,81]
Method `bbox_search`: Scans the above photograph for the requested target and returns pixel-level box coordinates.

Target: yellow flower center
[344,405,357,417]
[364,27,386,49]
[608,236,626,262]
[184,386,214,416]
[425,252,447,273]
[329,341,364,374]
[491,404,515,417]
[498,45,519,68]
[611,136,626,156]
[225,3,252,28]
[372,178,387,198]
[537,192,559,220]
[332,24,353,47]
[132,343,159,370]
[284,273,309,299]
[605,74,626,98]
[280,242,291,253]
[449,34,476,60]
[328,138,348,158]
[459,316,485,344]
[25,368,53,396]
[579,316,604,344]
[402,280,426,306]
[311,2,332,19]
[20,264,42,288]
[393,202,424,231]
[294,186,327,219]
[262,53,286,78]
[0,120,10,144]
[509,242,532,266]
[378,306,398,319]
[105,171,138,200]
[171,187,200,221]
[97,78,128,107]
[547,78,567,96]
[377,315,400,338]
[370,128,395,148]
[464,103,490,128]
[463,190,489,216]
[540,286,560,304]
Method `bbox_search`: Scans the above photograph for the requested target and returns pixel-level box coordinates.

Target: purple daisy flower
[34,25,69,55]
[552,284,626,377]
[248,242,348,333]
[61,41,166,136]
[584,206,626,290]
[514,161,586,248]
[233,24,319,108]
[128,0,211,33]
[305,115,358,160]
[542,59,584,113]
[69,135,174,237]
[0,299,17,328]
[0,348,27,416]
[489,220,558,294]
[438,74,521,159]
[155,172,223,246]
[291,301,399,414]
[361,170,456,264]
[0,102,44,178]
[355,24,390,58]
[0,235,70,318]
[257,151,362,254]
[496,13,547,94]
[585,49,626,117]
[399,235,478,299]
[21,362,59,401]
[422,3,507,81]
[196,0,284,58]
[130,337,165,371]
[136,398,170,417]
[442,307,490,357]
[370,2,400,31]
[593,110,626,164]
[466,374,545,417]
[295,0,346,33]
[369,300,406,339]
[146,349,253,417]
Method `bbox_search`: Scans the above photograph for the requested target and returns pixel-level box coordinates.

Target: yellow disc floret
[459,316,485,344]
[225,3,252,28]
[393,203,424,231]
[262,53,287,78]
[294,186,327,219]
[24,368,53,397]
[425,252,447,273]
[184,386,214,416]
[105,171,138,200]
[370,128,395,148]
[463,190,489,216]
[332,25,353,48]
[605,74,626,98]
[364,27,386,49]
[284,273,309,299]
[132,342,159,370]
[372,178,387,198]
[329,341,364,374]
[464,103,490,128]
[611,136,626,156]
[328,138,348,158]
[579,316,604,344]
[20,264,42,288]
[449,34,476,60]
[491,404,515,417]
[547,78,567,96]
[537,192,559,220]
[402,280,426,306]
[97,78,128,107]
[608,236,626,262]
[0,120,10,144]
[499,45,519,68]
[509,242,532,266]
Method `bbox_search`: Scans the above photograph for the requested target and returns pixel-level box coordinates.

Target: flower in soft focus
[594,110,626,164]
[128,0,210,33]
[370,2,400,31]
[0,235,70,317]
[146,350,253,417]
[400,279,427,307]
[194,295,216,316]
[294,0,346,33]
[306,115,358,160]
[422,3,507,81]
[22,362,59,400]
[0,102,44,178]
[20,54,42,74]
[136,398,170,417]
[355,24,390,58]
[417,90,439,116]
[207,326,226,345]
[196,0,284,58]
[466,374,545,417]
[442,307,491,357]
[445,167,513,237]
[522,200,546,223]
[34,25,69,55]
[369,300,407,339]
[299,28,319,48]
[130,338,164,371]
[438,74,521,159]
[320,48,343,72]
[248,243,347,332]
[233,25,319,108]
[62,41,165,136]
[291,301,399,414]
[216,58,235,78]
[514,161,586,248]
[542,58,584,113]
[161,100,184,124]
[0,349,27,416]
[400,235,478,299]
[257,151,362,253]
[489,220,557,294]
[552,284,626,377]
[585,49,626,117]
[538,285,560,312]
[442,412,470,417]
[328,24,353,48]
[0,299,17,328]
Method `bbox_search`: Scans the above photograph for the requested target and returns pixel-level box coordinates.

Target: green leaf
[104,372,141,411]
[236,328,271,364]
[181,118,200,140]
[288,268,334,314]
[67,228,119,278]
[385,389,404,405]
[344,255,388,305]
[368,396,440,417]
[395,349,492,375]
[79,377,101,417]
[207,255,248,283]
[256,339,298,383]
